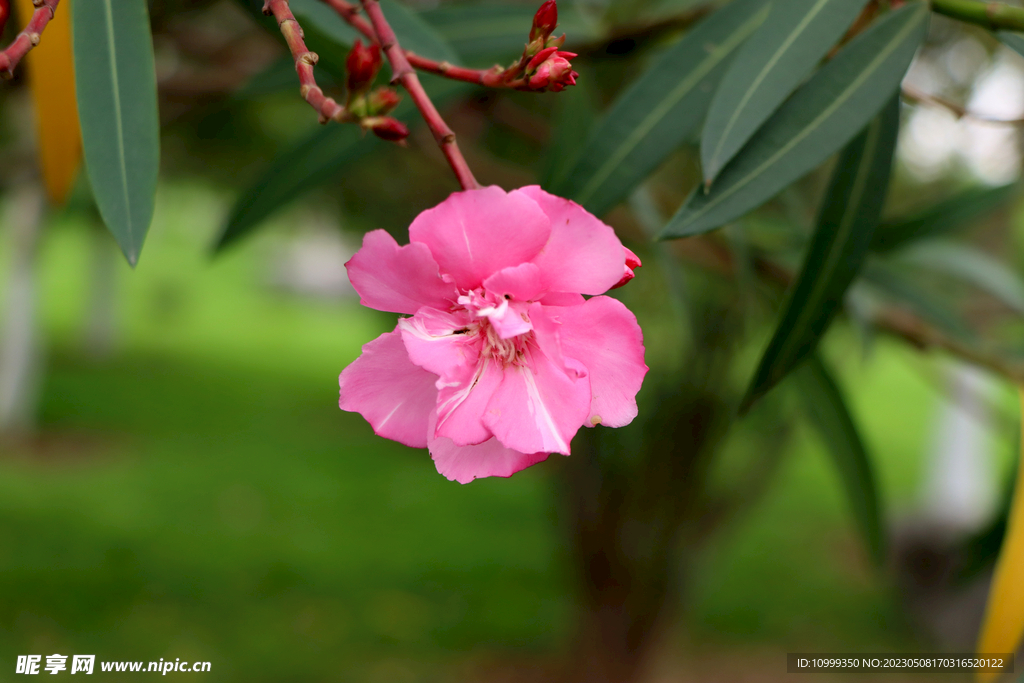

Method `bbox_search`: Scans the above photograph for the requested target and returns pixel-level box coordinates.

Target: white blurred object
[921,363,998,532]
[266,217,357,299]
[900,47,1024,185]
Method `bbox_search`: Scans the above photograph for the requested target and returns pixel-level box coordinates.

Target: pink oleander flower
[338,185,647,484]
[525,47,578,92]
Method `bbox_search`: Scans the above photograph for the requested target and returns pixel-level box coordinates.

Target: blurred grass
[0,182,1017,680]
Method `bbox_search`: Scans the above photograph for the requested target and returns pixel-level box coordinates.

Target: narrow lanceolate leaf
[73,0,159,267]
[15,0,80,204]
[897,241,1024,315]
[976,387,1024,683]
[216,76,471,251]
[742,97,899,412]
[795,355,886,567]
[550,0,770,216]
[701,0,869,184]
[661,2,927,240]
[870,183,1016,252]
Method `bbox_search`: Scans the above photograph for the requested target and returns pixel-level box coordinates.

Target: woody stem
[263,0,349,123]
[0,0,60,78]
[359,0,480,190]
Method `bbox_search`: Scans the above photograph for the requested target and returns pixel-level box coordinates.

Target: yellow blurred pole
[12,0,80,204]
[976,386,1024,682]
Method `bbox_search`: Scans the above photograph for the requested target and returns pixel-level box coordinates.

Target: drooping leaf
[73,0,160,267]
[550,0,771,216]
[661,2,927,240]
[216,76,472,251]
[14,0,81,204]
[216,126,369,253]
[897,241,1024,315]
[742,96,899,412]
[795,354,886,567]
[701,0,869,184]
[870,183,1016,252]
[976,387,1024,682]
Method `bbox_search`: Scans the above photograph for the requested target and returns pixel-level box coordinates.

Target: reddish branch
[319,0,564,90]
[263,0,347,123]
[359,0,480,189]
[0,0,60,79]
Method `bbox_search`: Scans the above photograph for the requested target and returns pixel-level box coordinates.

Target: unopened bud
[366,116,410,142]
[611,247,642,289]
[0,0,9,37]
[346,40,381,94]
[368,87,401,115]
[525,47,578,92]
[530,0,558,43]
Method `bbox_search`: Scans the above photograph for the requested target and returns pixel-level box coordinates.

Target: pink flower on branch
[339,186,647,483]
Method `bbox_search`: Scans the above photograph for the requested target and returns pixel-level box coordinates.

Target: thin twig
[902,83,1024,126]
[262,0,347,123]
[320,0,572,90]
[359,0,479,189]
[0,0,60,79]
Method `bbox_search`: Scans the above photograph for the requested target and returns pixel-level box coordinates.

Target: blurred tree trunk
[0,183,46,437]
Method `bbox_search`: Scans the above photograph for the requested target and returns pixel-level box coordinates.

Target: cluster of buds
[344,40,409,143]
[502,1,578,92]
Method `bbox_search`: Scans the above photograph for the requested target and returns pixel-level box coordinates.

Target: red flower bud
[525,48,578,92]
[367,116,410,142]
[0,0,9,37]
[368,87,401,115]
[346,40,382,94]
[611,247,641,289]
[530,0,558,43]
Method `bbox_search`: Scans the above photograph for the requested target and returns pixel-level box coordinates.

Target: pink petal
[486,300,533,339]
[540,291,585,306]
[483,263,545,302]
[435,357,503,446]
[516,186,627,295]
[556,296,648,428]
[398,307,479,379]
[530,302,585,380]
[345,230,458,314]
[427,412,549,484]
[483,343,591,455]
[338,330,438,447]
[408,186,551,290]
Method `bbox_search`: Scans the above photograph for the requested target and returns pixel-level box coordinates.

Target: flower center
[457,288,531,368]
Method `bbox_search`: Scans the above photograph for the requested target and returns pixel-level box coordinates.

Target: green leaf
[742,96,900,412]
[216,126,370,252]
[859,259,974,338]
[701,0,869,183]
[378,0,460,63]
[794,354,886,567]
[897,240,1024,315]
[216,76,471,251]
[999,30,1024,58]
[660,2,928,240]
[540,76,599,189]
[550,0,771,216]
[870,183,1016,252]
[73,0,160,267]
